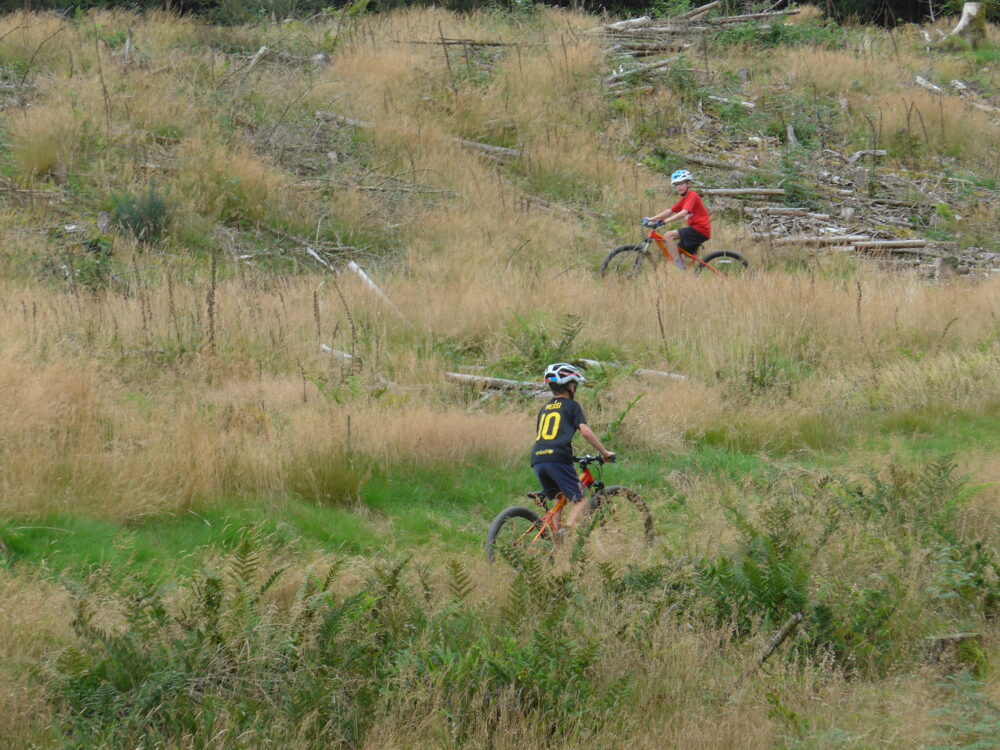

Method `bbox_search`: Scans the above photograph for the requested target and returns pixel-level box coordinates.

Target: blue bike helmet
[671,169,693,184]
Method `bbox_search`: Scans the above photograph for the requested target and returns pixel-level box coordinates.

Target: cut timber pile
[598,2,800,66]
[664,142,1000,275]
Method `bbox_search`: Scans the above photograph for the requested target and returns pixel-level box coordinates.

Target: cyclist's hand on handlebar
[601,452,617,463]
[641,218,663,228]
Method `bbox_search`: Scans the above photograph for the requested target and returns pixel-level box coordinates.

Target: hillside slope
[1,6,1000,749]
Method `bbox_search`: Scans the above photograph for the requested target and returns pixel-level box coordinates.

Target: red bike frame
[646,229,723,276]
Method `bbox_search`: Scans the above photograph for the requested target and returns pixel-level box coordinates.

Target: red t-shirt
[671,190,711,238]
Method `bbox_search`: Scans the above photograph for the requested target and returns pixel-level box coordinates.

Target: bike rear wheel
[697,250,749,276]
[584,486,654,564]
[485,506,553,563]
[600,244,650,279]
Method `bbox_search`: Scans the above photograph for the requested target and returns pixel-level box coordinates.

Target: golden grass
[0,253,997,520]
[0,571,71,749]
[9,100,82,180]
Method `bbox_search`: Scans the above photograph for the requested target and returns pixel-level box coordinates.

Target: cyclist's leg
[533,463,562,501]
[677,228,708,267]
[537,462,585,530]
[662,230,686,269]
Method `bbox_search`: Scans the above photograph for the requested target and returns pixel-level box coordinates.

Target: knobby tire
[600,244,649,279]
[584,486,654,561]
[485,506,549,563]
[697,250,749,276]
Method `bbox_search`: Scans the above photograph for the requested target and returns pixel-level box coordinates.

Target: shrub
[713,19,848,50]
[109,186,169,242]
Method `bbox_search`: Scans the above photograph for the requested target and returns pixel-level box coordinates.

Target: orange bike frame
[510,494,569,550]
[646,230,721,276]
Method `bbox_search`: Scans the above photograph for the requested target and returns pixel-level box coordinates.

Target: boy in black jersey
[532,363,615,533]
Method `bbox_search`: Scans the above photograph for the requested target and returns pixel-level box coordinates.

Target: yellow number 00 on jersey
[536,412,561,441]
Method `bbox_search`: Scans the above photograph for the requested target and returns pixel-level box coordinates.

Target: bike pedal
[526,492,546,506]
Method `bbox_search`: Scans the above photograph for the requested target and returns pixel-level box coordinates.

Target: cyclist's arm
[579,424,614,460]
[650,208,688,224]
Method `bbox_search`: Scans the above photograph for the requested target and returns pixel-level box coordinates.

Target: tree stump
[946,3,987,48]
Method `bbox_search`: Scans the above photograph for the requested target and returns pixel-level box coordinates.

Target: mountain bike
[485,455,653,564]
[601,224,749,279]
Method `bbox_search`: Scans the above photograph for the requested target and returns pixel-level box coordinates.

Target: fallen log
[606,56,677,84]
[604,15,652,30]
[609,41,692,54]
[744,206,829,219]
[451,137,522,162]
[316,111,367,128]
[320,345,354,361]
[846,149,887,165]
[708,94,755,109]
[702,188,785,197]
[607,25,703,35]
[709,8,800,24]
[315,111,522,162]
[685,155,763,173]
[444,371,548,394]
[675,0,721,20]
[857,245,945,258]
[767,234,870,246]
[856,197,933,208]
[576,358,689,381]
[852,240,928,249]
[916,75,945,95]
[400,37,541,47]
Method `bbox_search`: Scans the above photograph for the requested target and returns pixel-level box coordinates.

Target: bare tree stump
[944,3,987,48]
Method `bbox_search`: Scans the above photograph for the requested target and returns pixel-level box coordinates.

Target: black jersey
[530,397,586,465]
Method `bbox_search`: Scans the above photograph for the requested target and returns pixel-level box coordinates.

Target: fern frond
[446,559,473,602]
[556,313,584,354]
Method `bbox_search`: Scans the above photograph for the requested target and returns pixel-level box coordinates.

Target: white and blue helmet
[671,169,693,184]
[543,362,585,385]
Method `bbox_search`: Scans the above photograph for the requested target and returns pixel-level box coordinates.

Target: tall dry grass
[0,259,997,520]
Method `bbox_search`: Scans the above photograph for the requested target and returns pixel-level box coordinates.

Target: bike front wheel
[697,250,749,276]
[485,506,554,563]
[600,244,650,280]
[584,486,654,564]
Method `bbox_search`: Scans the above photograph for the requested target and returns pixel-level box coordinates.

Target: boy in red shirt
[643,169,711,270]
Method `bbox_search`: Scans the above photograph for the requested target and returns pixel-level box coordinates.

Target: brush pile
[596,2,800,61]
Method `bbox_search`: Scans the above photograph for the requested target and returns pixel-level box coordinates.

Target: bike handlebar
[575,454,616,467]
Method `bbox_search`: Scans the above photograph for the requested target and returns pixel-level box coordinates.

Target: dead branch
[346,261,403,318]
[743,613,803,679]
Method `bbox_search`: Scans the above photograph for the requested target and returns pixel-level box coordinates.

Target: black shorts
[533,462,584,502]
[677,227,709,254]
